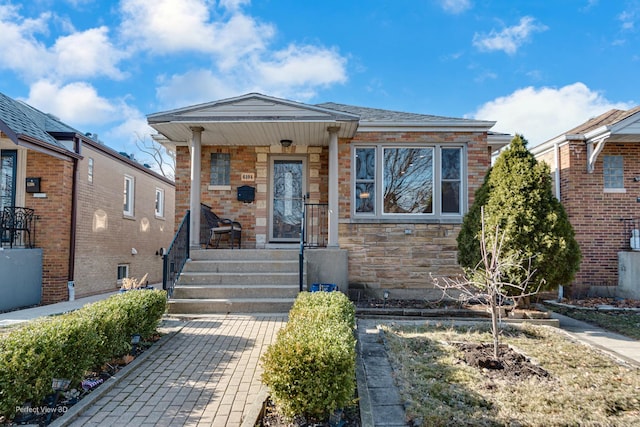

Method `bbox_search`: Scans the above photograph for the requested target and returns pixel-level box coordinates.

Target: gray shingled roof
[0,92,75,151]
[565,106,640,135]
[316,102,479,124]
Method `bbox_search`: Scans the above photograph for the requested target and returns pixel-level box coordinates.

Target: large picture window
[353,145,464,219]
[383,147,433,214]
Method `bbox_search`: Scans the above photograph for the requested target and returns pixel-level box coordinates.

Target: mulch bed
[452,342,551,383]
[259,396,360,427]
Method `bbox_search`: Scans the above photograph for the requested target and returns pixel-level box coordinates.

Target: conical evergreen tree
[457,135,581,292]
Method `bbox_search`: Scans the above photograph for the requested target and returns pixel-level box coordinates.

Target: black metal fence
[0,206,36,248]
[299,202,328,291]
[163,211,190,298]
[622,218,640,250]
[302,203,328,248]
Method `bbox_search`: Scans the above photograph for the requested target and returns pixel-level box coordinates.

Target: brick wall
[73,144,176,297]
[556,141,640,289]
[25,152,73,304]
[174,131,491,296]
[175,144,329,249]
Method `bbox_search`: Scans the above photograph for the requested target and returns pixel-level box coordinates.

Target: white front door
[269,157,306,242]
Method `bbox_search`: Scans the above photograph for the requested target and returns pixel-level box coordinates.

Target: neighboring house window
[210,153,230,186]
[353,145,464,218]
[88,157,94,184]
[117,264,129,284]
[603,155,624,190]
[155,188,164,218]
[124,175,135,216]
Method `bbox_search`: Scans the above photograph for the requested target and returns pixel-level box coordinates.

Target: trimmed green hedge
[0,290,166,419]
[261,291,356,420]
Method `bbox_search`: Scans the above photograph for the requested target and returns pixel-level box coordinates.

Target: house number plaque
[241,172,255,182]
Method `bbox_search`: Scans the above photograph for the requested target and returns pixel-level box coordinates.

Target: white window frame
[124,175,135,217]
[117,264,129,284]
[88,157,94,184]
[351,144,466,220]
[603,155,626,193]
[155,187,165,218]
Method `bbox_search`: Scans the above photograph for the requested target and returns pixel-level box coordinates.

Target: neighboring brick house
[531,106,640,295]
[0,92,175,309]
[148,93,508,299]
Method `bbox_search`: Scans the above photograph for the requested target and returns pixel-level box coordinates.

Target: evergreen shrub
[0,289,166,419]
[261,291,356,420]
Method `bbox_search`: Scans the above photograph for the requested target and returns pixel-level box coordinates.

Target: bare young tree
[134,133,175,180]
[433,208,541,359]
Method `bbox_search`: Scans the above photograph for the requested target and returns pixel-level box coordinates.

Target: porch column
[189,126,204,248]
[327,126,340,247]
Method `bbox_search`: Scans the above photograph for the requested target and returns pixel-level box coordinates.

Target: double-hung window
[155,188,165,218]
[124,175,135,216]
[353,145,464,219]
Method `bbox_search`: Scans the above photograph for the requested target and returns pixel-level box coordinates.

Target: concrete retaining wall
[0,249,42,311]
[306,248,349,294]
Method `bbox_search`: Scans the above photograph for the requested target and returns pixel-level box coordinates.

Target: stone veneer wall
[337,131,491,297]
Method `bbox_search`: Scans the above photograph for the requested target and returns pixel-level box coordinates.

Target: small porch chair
[200,204,242,249]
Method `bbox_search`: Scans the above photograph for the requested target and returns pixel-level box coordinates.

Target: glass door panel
[0,150,17,209]
[271,159,304,241]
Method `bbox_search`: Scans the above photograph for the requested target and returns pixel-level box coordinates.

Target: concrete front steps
[167,249,302,314]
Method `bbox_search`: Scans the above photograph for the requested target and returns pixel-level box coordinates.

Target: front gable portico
[149,93,505,299]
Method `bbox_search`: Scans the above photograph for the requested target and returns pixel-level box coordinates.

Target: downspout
[554,142,561,200]
[68,137,80,299]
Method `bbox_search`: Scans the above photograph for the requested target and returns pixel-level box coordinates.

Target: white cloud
[619,8,638,31]
[155,41,348,108]
[439,0,472,14]
[257,45,347,88]
[0,5,126,82]
[473,16,548,55]
[155,69,237,109]
[118,0,273,63]
[53,27,128,80]
[471,82,634,147]
[25,80,118,126]
[0,5,53,80]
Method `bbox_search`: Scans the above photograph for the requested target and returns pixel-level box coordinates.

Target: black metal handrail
[163,210,190,298]
[0,206,36,248]
[622,218,640,250]
[299,201,329,291]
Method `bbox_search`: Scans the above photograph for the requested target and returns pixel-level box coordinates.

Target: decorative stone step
[177,271,300,286]
[183,259,298,274]
[172,284,299,299]
[167,298,295,314]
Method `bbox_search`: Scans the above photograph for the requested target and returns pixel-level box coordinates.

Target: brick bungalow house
[148,93,508,302]
[531,106,640,297]
[0,92,175,310]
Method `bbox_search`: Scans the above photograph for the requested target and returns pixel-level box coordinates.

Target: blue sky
[1,0,639,166]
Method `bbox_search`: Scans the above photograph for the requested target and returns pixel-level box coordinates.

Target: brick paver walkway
[69,315,286,427]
